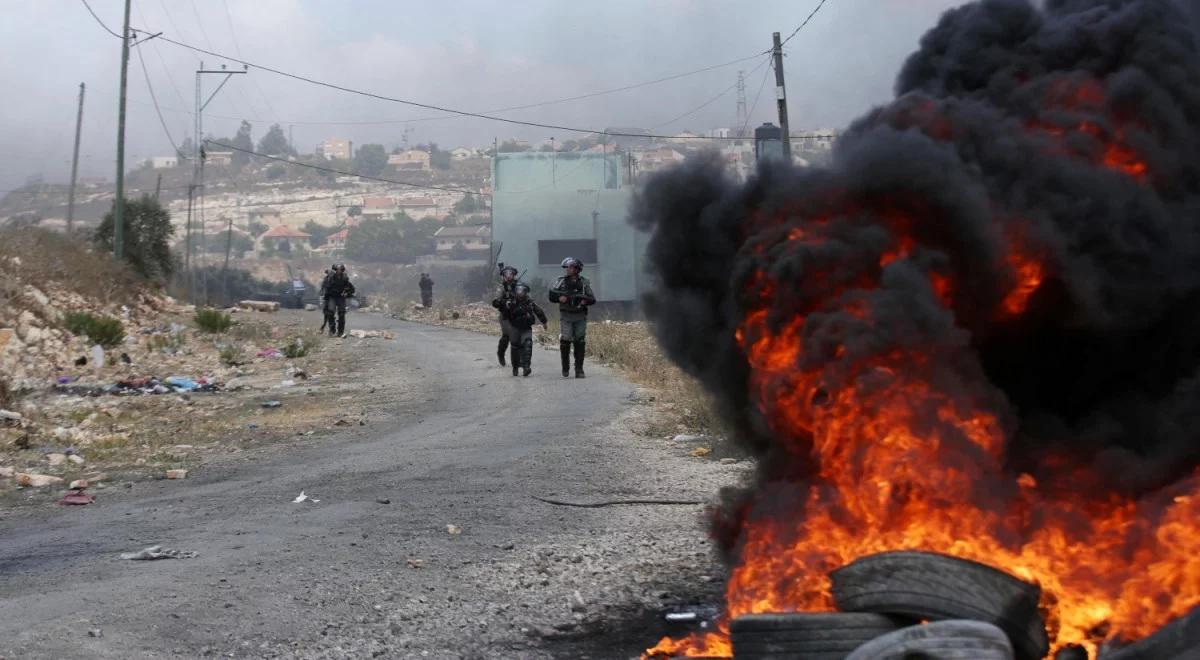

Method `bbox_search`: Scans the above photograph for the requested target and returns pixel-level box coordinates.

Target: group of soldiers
[492,256,595,378]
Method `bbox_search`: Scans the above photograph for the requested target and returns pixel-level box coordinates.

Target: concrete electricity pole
[114,0,133,258]
[67,82,86,234]
[772,31,791,161]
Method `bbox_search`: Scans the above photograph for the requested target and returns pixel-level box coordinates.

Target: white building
[387,150,431,171]
[451,147,476,161]
[317,138,351,160]
[152,156,178,169]
[433,224,491,255]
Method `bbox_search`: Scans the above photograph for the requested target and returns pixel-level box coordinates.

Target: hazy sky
[0,0,966,192]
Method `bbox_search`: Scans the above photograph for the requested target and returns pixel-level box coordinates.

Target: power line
[650,56,770,131]
[80,0,123,38]
[780,0,832,46]
[204,140,490,196]
[150,33,784,141]
[134,37,188,160]
[741,57,774,136]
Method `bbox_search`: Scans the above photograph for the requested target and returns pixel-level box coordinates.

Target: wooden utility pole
[772,31,791,161]
[113,0,132,257]
[67,82,86,233]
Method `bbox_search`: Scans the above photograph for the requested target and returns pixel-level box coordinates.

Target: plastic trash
[293,491,320,503]
[164,376,198,392]
[119,545,198,560]
[261,400,282,409]
[91,345,105,369]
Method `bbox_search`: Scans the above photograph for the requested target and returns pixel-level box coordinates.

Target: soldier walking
[548,257,596,378]
[493,264,520,366]
[495,282,547,377]
[418,273,434,308]
[324,263,356,338]
[318,266,335,333]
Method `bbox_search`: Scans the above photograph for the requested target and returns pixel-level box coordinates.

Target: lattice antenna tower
[735,70,748,138]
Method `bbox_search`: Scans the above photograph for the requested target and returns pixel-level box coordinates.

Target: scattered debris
[376,498,391,505]
[690,447,712,457]
[69,479,89,489]
[257,347,283,359]
[59,490,95,505]
[261,400,282,409]
[719,457,740,465]
[0,409,22,422]
[531,495,703,508]
[238,300,280,312]
[446,524,462,535]
[165,469,189,479]
[0,466,14,478]
[673,434,708,443]
[68,454,86,465]
[406,558,425,569]
[88,628,103,638]
[119,545,198,560]
[666,612,699,623]
[348,329,396,340]
[293,491,320,504]
[46,452,67,466]
[16,473,64,488]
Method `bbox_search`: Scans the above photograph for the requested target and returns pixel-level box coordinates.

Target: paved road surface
[0,316,731,659]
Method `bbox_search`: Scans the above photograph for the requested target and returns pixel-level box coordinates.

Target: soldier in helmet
[318,266,335,333]
[495,282,547,377]
[492,264,520,366]
[324,263,356,338]
[418,273,434,308]
[548,257,596,378]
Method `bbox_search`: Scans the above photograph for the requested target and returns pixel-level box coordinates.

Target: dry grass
[0,227,145,306]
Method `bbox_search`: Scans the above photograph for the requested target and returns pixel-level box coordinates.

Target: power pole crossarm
[772,31,791,161]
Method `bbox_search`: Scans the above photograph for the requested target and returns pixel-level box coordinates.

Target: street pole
[67,82,85,234]
[772,31,791,162]
[114,0,132,258]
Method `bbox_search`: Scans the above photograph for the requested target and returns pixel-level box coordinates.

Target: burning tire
[730,612,907,659]
[1098,605,1200,660]
[844,619,1015,660]
[829,551,1048,660]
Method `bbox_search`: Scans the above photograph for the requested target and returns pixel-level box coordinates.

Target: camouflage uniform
[493,270,520,366]
[498,293,548,377]
[324,271,356,337]
[548,273,596,378]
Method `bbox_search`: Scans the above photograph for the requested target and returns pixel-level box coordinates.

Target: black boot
[511,344,520,376]
[497,335,508,366]
[573,340,586,378]
[522,338,533,377]
[560,341,571,378]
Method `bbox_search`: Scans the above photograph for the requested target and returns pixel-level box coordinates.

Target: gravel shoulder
[0,311,746,659]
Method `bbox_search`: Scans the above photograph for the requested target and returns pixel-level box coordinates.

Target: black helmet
[333,262,346,272]
[561,257,583,271]
[514,282,530,297]
[500,265,518,277]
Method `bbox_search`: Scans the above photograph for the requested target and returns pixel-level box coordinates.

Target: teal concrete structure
[491,151,649,304]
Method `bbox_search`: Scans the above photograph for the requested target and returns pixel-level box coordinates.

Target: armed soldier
[318,266,335,333]
[495,282,547,377]
[492,264,520,366]
[324,263,356,338]
[548,257,596,378]
[418,273,434,308]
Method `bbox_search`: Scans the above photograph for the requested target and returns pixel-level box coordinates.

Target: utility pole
[114,0,133,258]
[191,62,246,305]
[153,172,162,201]
[772,31,791,161]
[67,82,86,234]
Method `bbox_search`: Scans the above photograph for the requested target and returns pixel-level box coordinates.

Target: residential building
[387,149,431,171]
[317,138,351,160]
[205,151,233,166]
[637,147,686,173]
[668,131,702,144]
[451,147,476,161]
[360,196,397,221]
[600,127,652,150]
[258,224,311,252]
[396,196,440,220]
[709,127,733,139]
[491,151,648,308]
[152,156,178,169]
[321,228,350,253]
[433,224,491,256]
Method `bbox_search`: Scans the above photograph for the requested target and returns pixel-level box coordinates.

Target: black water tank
[755,122,784,162]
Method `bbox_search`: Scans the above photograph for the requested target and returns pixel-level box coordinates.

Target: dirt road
[0,313,744,659]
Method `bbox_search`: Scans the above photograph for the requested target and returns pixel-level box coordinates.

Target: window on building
[538,239,597,265]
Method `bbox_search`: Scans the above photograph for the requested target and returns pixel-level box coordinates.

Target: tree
[265,163,287,180]
[453,194,486,214]
[343,214,434,263]
[498,140,530,153]
[257,123,293,157]
[94,196,175,281]
[178,136,196,160]
[232,120,253,166]
[418,142,451,170]
[354,144,388,177]
[303,220,336,247]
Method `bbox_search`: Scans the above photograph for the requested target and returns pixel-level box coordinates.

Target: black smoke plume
[630,0,1200,553]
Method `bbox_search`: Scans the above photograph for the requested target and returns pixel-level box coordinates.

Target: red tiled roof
[363,197,396,209]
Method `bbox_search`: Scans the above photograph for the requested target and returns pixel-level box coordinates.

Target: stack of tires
[726,551,1199,660]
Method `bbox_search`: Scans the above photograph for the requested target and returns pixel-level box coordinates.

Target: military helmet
[500,265,518,277]
[561,257,583,271]
[333,262,346,271]
[514,282,530,297]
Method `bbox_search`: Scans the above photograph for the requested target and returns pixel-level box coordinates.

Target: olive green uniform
[548,275,596,377]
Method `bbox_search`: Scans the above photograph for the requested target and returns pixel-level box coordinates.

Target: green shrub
[218,343,245,366]
[63,312,126,347]
[194,308,233,333]
[282,336,310,358]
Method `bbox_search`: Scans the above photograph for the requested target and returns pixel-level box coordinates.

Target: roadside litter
[165,469,189,479]
[0,409,22,422]
[261,400,282,409]
[59,490,95,505]
[16,473,64,487]
[293,490,320,503]
[119,545,198,560]
[51,375,221,397]
[348,329,395,340]
[257,347,283,359]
